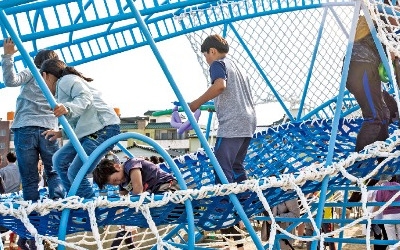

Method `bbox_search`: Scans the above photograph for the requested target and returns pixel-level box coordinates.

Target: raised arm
[1,38,33,87]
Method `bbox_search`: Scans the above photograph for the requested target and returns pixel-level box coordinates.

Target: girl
[41,59,120,198]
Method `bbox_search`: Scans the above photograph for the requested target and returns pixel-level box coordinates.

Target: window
[0,142,5,149]
[145,133,150,137]
[0,129,6,136]
[155,129,176,140]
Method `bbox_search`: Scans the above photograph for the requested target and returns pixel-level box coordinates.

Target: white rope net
[3,0,400,249]
[0,129,399,249]
[366,0,400,58]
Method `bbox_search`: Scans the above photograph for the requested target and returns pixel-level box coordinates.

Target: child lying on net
[92,157,180,195]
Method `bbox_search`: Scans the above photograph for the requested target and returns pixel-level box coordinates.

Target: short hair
[200,34,229,54]
[92,158,118,190]
[6,152,16,163]
[150,155,159,164]
[33,50,59,68]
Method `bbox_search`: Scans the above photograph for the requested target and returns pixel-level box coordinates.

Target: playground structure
[0,0,400,249]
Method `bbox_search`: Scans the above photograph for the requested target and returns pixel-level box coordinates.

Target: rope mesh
[184,5,355,118]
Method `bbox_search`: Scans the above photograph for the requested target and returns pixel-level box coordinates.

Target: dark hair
[6,152,16,163]
[149,155,159,164]
[34,50,59,68]
[158,156,164,163]
[200,34,229,54]
[40,58,94,82]
[92,158,118,189]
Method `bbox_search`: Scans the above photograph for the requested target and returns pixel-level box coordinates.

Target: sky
[0,36,285,126]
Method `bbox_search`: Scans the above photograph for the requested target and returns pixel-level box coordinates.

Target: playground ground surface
[243,223,365,250]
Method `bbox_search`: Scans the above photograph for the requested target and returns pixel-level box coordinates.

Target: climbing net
[183,1,355,118]
[0,119,399,249]
[366,0,400,58]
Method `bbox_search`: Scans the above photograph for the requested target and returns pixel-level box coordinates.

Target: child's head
[34,50,59,69]
[40,58,66,79]
[93,158,124,189]
[6,151,16,163]
[200,34,229,54]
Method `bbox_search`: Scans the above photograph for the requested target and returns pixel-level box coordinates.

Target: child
[189,34,256,250]
[40,58,120,199]
[2,38,65,201]
[373,174,400,247]
[92,158,180,195]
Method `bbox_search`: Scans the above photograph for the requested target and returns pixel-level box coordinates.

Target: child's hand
[3,38,18,55]
[53,104,70,117]
[42,130,62,141]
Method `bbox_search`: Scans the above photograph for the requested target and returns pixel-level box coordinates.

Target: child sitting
[93,157,180,195]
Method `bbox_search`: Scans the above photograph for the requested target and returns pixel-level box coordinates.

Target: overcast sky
[0,36,284,126]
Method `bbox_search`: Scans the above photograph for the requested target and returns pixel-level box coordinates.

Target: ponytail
[62,66,93,82]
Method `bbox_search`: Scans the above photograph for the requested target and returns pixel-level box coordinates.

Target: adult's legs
[382,90,398,124]
[346,61,389,152]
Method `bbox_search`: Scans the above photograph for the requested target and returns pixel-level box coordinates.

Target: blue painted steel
[205,111,213,143]
[58,132,194,250]
[0,0,353,69]
[297,8,327,121]
[228,23,295,121]
[310,2,359,250]
[116,142,134,158]
[0,9,89,165]
[124,0,198,248]
[1,0,397,249]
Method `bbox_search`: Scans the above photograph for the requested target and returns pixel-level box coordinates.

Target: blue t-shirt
[120,158,175,194]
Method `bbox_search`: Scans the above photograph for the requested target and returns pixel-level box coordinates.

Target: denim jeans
[13,126,65,201]
[53,124,120,198]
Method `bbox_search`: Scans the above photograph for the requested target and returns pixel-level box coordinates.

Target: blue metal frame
[1,0,399,249]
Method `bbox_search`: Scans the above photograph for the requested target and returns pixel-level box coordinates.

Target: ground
[243,223,365,250]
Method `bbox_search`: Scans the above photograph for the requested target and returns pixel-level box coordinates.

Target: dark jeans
[53,124,120,198]
[13,126,65,201]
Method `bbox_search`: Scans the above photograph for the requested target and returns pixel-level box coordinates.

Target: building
[0,119,12,168]
[0,108,272,162]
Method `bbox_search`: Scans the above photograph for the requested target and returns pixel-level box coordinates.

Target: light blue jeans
[53,124,120,198]
[13,126,65,201]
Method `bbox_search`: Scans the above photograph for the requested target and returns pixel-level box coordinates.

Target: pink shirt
[375,182,400,215]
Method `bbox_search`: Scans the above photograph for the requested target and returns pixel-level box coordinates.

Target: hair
[200,34,229,54]
[6,152,16,163]
[149,155,159,164]
[158,156,164,163]
[33,50,59,68]
[40,58,94,82]
[92,158,118,189]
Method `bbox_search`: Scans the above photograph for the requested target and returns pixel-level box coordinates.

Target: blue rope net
[1,118,398,241]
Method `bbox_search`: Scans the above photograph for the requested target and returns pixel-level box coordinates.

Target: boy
[92,158,179,195]
[189,34,257,250]
[189,34,256,184]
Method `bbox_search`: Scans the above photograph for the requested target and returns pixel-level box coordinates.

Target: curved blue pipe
[58,132,194,250]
